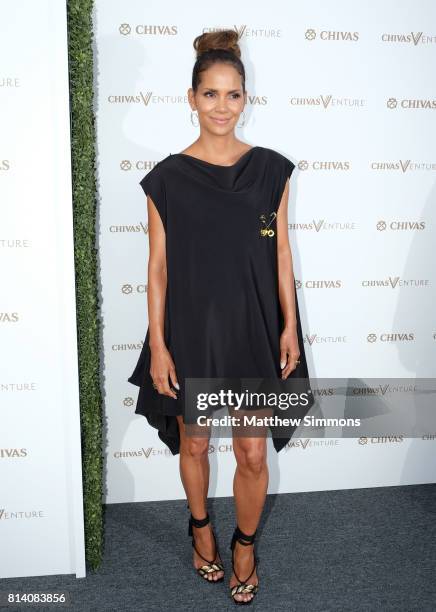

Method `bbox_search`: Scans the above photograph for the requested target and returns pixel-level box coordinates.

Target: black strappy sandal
[229,525,259,605]
[188,511,224,583]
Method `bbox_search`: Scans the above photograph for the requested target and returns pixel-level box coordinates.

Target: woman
[128,30,313,604]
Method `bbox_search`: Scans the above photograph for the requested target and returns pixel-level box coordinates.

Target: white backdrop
[0,1,86,578]
[93,0,436,504]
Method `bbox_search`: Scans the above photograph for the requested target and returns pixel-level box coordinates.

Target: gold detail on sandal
[199,562,224,577]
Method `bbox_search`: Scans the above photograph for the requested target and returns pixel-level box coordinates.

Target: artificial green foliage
[66,0,103,571]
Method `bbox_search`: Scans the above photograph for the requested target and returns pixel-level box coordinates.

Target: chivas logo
[259,212,277,237]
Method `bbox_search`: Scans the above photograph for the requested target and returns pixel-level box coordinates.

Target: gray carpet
[1,484,435,611]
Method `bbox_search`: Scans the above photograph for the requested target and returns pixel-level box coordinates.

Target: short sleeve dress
[127,145,314,454]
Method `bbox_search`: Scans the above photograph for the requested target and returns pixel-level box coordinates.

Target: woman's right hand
[149,344,179,399]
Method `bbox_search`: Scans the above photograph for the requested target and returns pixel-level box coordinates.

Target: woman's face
[190,62,246,135]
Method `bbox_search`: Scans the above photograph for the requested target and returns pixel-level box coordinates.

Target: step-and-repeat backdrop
[1,1,86,578]
[93,1,436,503]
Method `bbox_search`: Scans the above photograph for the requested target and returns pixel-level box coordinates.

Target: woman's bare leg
[230,423,268,602]
[176,415,224,581]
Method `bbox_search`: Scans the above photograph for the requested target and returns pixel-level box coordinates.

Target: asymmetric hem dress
[127,145,314,454]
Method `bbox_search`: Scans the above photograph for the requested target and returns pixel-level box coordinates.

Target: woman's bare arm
[276,179,301,378]
[147,196,179,398]
[147,196,167,349]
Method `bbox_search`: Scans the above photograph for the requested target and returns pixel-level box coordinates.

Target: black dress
[128,145,313,454]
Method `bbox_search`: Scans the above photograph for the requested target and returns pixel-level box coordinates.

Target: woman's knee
[180,436,210,460]
[177,415,210,459]
[233,439,266,475]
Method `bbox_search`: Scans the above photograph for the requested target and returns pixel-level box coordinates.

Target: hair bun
[193,30,241,59]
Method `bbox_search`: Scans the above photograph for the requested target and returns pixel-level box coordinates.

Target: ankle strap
[189,512,210,529]
[235,525,257,544]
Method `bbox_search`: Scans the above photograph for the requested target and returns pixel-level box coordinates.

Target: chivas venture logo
[109,223,147,234]
[304,334,347,345]
[202,25,282,39]
[113,447,172,458]
[290,95,365,108]
[381,32,436,45]
[371,159,436,171]
[108,93,267,106]
[0,77,20,87]
[362,276,429,289]
[0,508,44,519]
[286,438,339,450]
[288,219,356,232]
[108,91,153,105]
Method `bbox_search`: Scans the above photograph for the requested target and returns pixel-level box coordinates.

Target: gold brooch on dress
[259,212,277,237]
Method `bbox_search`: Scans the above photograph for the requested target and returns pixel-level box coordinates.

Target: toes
[205,570,223,582]
[232,586,255,602]
[236,593,251,602]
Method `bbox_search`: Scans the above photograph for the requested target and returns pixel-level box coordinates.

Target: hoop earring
[237,110,246,128]
[190,110,199,127]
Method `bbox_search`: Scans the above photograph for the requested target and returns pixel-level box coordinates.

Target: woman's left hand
[279,326,300,379]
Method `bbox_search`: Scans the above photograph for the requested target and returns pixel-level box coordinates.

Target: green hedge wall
[66,0,103,571]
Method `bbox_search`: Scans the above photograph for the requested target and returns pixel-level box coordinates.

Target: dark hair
[191,30,246,93]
